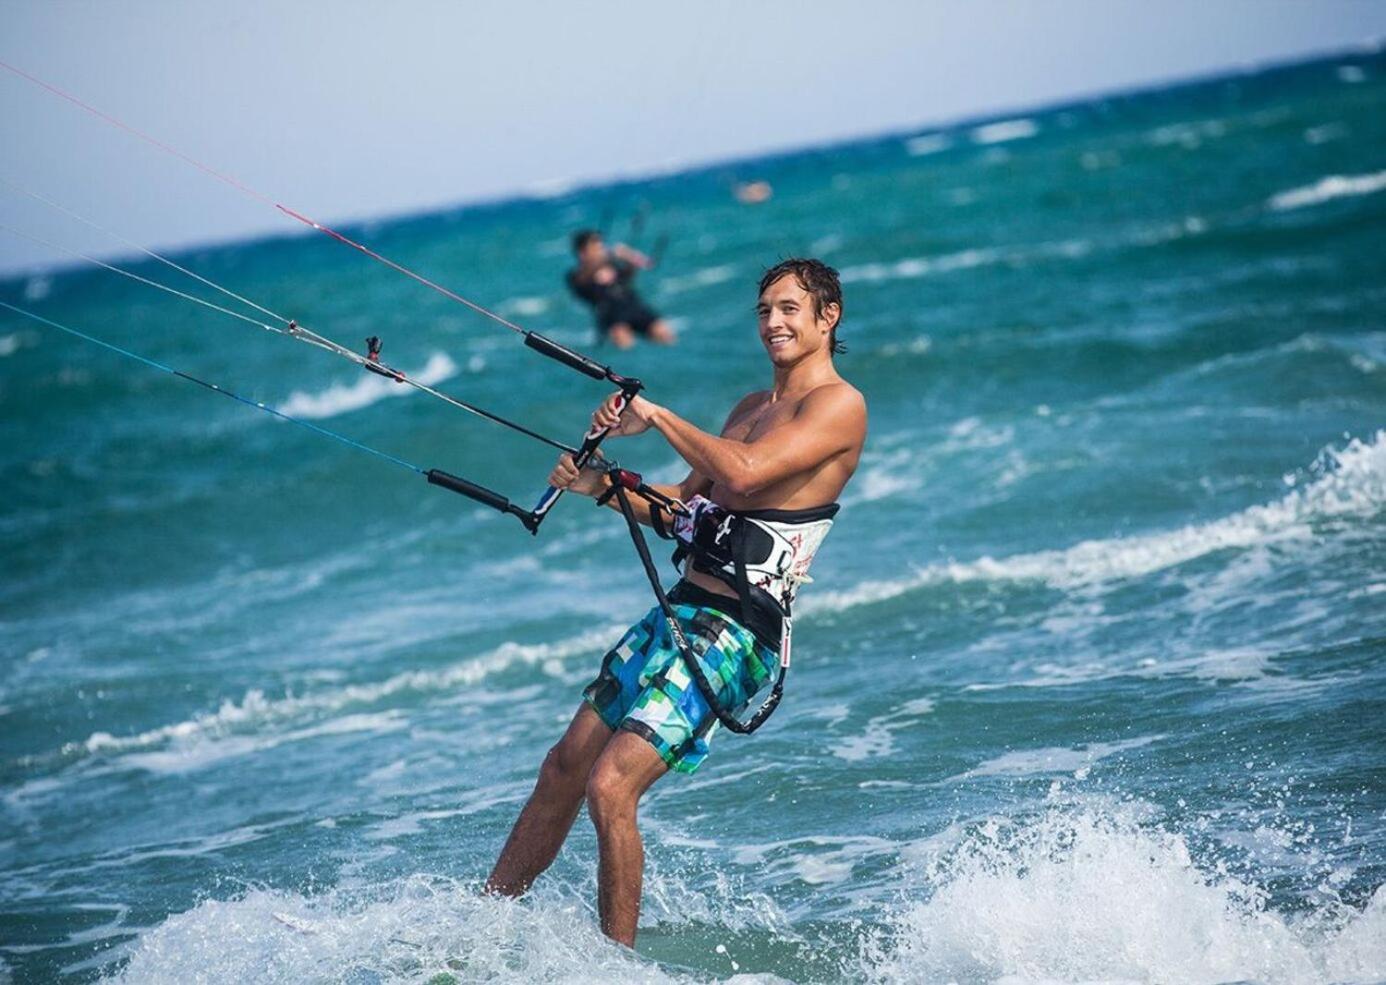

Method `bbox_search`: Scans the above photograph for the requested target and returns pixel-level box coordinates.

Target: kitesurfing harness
[597,467,838,733]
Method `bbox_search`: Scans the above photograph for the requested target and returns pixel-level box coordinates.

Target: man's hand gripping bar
[523,333,644,534]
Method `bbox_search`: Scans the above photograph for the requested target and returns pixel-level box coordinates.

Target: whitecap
[904,133,951,156]
[62,624,621,762]
[950,735,1163,781]
[1337,64,1367,83]
[807,431,1386,611]
[871,806,1386,984]
[1268,170,1386,212]
[970,118,1039,145]
[498,295,550,317]
[839,247,1003,284]
[0,330,37,357]
[659,263,737,295]
[22,275,51,302]
[119,711,409,775]
[1303,122,1348,145]
[275,352,458,419]
[833,697,936,762]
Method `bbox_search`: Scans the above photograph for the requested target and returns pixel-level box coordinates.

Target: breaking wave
[1268,169,1386,212]
[275,352,458,419]
[62,625,620,763]
[810,431,1386,612]
[871,806,1386,984]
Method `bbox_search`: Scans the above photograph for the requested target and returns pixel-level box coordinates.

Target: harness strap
[610,482,786,734]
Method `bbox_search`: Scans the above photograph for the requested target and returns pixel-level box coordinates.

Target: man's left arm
[642,386,864,498]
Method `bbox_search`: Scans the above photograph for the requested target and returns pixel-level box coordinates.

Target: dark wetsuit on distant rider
[566,229,675,349]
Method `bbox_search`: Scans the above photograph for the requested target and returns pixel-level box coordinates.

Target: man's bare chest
[722,397,801,443]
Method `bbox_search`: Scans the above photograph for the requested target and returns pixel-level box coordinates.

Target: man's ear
[821,302,841,333]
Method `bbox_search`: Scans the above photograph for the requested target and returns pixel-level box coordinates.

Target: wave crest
[1269,169,1386,211]
[275,352,458,419]
[872,806,1386,984]
[810,431,1386,612]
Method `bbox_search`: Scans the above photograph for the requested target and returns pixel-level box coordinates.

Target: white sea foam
[64,624,621,761]
[839,239,1091,285]
[1268,169,1386,212]
[275,352,458,419]
[1337,64,1367,84]
[950,735,1162,781]
[904,133,951,156]
[834,697,936,762]
[970,118,1039,145]
[839,247,1004,284]
[119,711,409,775]
[660,263,738,295]
[871,807,1386,984]
[808,431,1386,612]
[109,875,696,984]
[1303,122,1349,145]
[22,275,51,302]
[1147,118,1228,149]
[498,295,550,317]
[0,330,37,357]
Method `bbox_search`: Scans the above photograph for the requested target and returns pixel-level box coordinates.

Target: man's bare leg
[585,730,669,946]
[647,319,676,345]
[606,323,636,349]
[486,704,613,896]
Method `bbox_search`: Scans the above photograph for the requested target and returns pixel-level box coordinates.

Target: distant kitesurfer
[733,179,773,204]
[566,229,675,349]
[487,258,866,946]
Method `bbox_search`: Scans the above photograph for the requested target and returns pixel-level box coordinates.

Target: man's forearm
[647,406,755,495]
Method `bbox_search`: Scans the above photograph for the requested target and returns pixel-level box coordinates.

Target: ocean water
[2,49,1385,984]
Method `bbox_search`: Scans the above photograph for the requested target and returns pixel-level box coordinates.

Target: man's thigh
[550,703,617,778]
[589,729,670,802]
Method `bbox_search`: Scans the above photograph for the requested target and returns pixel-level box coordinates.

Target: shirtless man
[566,230,676,349]
[486,258,866,946]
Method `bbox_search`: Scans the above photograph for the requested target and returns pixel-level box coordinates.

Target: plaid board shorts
[582,592,778,773]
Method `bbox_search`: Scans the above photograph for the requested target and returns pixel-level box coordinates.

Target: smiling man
[485,258,867,946]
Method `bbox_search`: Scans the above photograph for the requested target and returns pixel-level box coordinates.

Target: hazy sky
[2,0,1384,273]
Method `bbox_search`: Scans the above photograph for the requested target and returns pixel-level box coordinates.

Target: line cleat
[363,335,406,382]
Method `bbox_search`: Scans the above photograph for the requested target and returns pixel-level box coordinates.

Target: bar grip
[428,470,540,533]
[523,332,609,380]
[427,469,512,512]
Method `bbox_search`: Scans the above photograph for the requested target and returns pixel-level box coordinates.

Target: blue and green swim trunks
[583,581,779,773]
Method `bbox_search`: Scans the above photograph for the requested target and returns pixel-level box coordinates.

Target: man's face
[756,274,836,366]
[579,236,608,265]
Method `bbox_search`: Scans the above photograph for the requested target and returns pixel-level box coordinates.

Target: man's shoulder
[800,379,866,414]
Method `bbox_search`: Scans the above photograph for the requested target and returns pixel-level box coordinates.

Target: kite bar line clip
[363,335,406,382]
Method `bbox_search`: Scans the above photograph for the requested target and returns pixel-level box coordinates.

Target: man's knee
[540,738,590,791]
[585,760,637,827]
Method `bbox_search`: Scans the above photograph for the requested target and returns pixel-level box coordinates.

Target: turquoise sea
[2,50,1385,983]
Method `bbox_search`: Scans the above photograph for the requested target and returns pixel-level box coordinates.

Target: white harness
[668,494,837,666]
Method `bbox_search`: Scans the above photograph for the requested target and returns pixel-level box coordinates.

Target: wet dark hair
[758,258,846,354]
[572,229,602,255]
